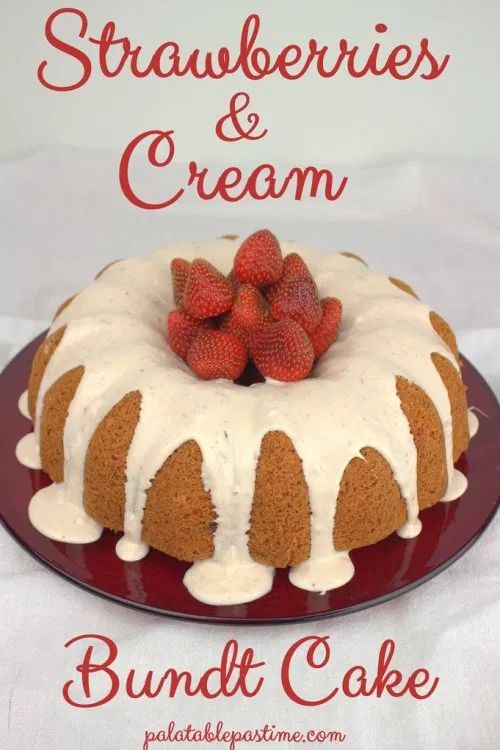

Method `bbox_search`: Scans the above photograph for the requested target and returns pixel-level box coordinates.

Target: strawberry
[183,259,235,318]
[221,284,270,345]
[187,330,248,381]
[167,309,214,360]
[266,252,314,303]
[170,258,191,307]
[249,319,314,382]
[282,252,314,282]
[233,229,283,287]
[227,269,243,293]
[269,276,322,334]
[309,297,343,359]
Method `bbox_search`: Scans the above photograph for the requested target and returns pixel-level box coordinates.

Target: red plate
[1,334,498,623]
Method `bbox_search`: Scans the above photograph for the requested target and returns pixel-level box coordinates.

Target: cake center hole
[235,362,266,387]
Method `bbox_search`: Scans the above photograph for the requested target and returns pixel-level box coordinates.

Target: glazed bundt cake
[16,235,475,605]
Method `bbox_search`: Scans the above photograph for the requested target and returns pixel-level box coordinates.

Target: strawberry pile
[167,230,342,382]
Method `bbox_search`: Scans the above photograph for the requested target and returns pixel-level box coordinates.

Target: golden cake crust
[142,440,215,561]
[390,277,418,298]
[53,296,76,321]
[84,391,141,532]
[432,353,469,460]
[396,376,448,510]
[39,366,84,482]
[340,251,367,265]
[334,447,407,550]
[27,327,66,419]
[84,390,215,561]
[430,311,459,360]
[95,260,121,279]
[249,431,310,567]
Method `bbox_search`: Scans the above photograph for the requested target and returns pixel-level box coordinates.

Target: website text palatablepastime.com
[143,721,347,750]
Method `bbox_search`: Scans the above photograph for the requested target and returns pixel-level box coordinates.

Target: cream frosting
[15,239,472,605]
[28,483,102,543]
[15,432,41,469]
[442,468,468,502]
[468,409,479,438]
[18,390,30,419]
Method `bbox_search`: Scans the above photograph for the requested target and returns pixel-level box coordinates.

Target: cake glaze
[468,409,479,438]
[15,433,41,470]
[16,239,473,605]
[18,390,30,420]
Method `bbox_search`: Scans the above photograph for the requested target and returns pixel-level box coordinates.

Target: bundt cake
[15,235,476,605]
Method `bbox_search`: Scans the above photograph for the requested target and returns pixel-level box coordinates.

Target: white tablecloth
[1,149,499,749]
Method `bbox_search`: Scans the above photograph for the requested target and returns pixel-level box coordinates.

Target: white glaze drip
[16,433,41,469]
[184,556,274,605]
[18,390,30,419]
[116,535,149,562]
[442,469,468,502]
[17,240,467,605]
[29,483,102,543]
[397,517,423,539]
[289,551,354,593]
[468,409,479,438]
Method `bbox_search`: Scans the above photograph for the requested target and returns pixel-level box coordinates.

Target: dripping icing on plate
[15,432,41,470]
[468,409,479,438]
[18,390,30,419]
